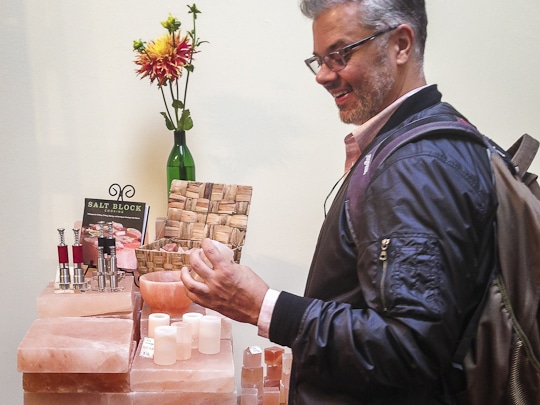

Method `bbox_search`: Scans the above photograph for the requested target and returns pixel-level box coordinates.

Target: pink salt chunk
[17,317,134,373]
[264,346,284,366]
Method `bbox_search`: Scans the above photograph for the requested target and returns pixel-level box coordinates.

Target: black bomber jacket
[269,86,498,404]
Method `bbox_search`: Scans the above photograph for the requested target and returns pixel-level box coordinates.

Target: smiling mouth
[333,89,352,102]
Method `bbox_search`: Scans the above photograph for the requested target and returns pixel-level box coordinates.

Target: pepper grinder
[72,228,85,290]
[96,221,107,291]
[57,228,71,290]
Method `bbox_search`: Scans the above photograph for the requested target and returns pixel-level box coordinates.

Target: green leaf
[178,109,194,131]
[161,112,176,130]
[188,4,202,17]
[172,99,185,109]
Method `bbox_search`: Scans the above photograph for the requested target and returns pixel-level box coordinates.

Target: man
[181,0,497,403]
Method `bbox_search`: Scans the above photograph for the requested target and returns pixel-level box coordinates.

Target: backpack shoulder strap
[361,114,486,178]
[507,134,540,198]
[345,113,487,253]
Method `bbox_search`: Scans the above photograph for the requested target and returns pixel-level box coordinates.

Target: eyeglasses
[304,26,398,75]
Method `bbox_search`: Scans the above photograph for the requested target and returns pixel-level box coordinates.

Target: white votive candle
[153,325,177,366]
[182,312,203,349]
[198,315,221,355]
[171,321,192,360]
[148,313,170,338]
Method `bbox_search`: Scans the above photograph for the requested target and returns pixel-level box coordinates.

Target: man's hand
[180,238,269,325]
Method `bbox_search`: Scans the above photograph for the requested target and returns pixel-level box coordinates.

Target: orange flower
[133,5,205,131]
[135,33,192,86]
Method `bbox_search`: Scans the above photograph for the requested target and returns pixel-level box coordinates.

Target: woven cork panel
[136,180,252,274]
[164,181,252,246]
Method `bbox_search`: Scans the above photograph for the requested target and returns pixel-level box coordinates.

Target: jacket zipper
[379,238,391,313]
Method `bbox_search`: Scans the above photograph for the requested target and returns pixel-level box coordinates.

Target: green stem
[160,86,175,129]
[182,11,198,109]
[169,84,179,127]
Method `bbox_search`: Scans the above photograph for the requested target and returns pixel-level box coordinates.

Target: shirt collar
[343,84,430,173]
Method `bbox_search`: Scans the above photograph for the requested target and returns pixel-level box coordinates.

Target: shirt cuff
[257,288,281,339]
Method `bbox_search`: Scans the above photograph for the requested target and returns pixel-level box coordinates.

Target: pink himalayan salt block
[22,338,138,394]
[241,364,264,399]
[280,381,289,404]
[130,339,235,393]
[36,275,135,318]
[18,317,134,373]
[263,386,280,405]
[243,345,263,368]
[264,376,280,388]
[264,345,284,366]
[198,315,221,355]
[171,321,192,361]
[148,313,170,338]
[131,391,237,405]
[24,392,132,405]
[266,364,282,381]
[153,325,177,366]
[282,351,293,373]
[241,387,258,405]
[23,372,131,393]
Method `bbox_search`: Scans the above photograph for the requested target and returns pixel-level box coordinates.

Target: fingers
[201,238,234,268]
[180,266,210,298]
[189,245,215,280]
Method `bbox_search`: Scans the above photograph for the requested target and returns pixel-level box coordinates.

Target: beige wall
[2,0,539,402]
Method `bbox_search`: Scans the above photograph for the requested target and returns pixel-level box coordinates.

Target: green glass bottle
[167,130,195,194]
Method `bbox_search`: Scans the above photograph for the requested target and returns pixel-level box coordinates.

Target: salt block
[264,377,280,388]
[282,352,292,373]
[22,339,138,393]
[23,372,131,393]
[266,364,282,381]
[24,392,132,405]
[36,276,135,318]
[263,386,280,405]
[264,346,284,366]
[132,391,237,405]
[241,365,264,397]
[243,345,263,368]
[130,339,235,393]
[241,387,258,405]
[18,317,134,373]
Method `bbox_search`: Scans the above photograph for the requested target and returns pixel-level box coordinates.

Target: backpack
[348,114,540,404]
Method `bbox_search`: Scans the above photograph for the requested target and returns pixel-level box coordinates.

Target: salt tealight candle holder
[153,325,177,366]
[171,321,192,360]
[182,312,203,349]
[148,313,170,338]
[198,315,221,355]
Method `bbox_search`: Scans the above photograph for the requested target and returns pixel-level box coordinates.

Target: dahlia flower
[133,4,205,131]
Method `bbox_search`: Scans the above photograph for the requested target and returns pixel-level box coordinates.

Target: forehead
[312,3,368,53]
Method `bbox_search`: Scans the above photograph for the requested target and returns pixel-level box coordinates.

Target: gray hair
[299,0,427,62]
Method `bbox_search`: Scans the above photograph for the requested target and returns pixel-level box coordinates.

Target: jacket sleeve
[268,137,497,394]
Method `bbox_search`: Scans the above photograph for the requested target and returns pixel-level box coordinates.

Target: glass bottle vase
[167,130,195,194]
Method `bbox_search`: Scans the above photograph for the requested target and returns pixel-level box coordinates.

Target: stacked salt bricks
[17,275,238,404]
[241,345,292,405]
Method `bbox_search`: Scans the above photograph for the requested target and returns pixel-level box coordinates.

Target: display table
[17,275,237,404]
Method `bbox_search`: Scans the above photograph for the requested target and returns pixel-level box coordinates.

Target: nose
[315,63,339,85]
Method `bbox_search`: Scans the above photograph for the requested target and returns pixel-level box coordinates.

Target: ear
[391,24,415,65]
